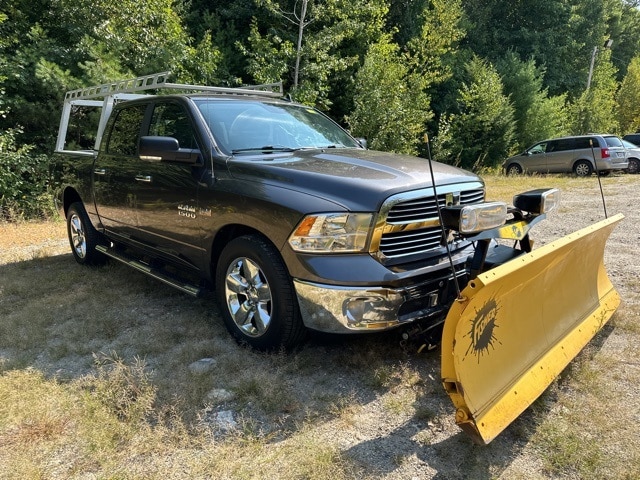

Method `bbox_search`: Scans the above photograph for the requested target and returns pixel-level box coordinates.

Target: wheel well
[62,188,83,217]
[209,225,278,287]
[573,158,593,167]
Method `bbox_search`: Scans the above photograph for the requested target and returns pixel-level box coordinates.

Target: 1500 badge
[177,204,212,218]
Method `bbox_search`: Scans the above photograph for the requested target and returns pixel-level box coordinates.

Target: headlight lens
[289,213,373,253]
[442,202,508,234]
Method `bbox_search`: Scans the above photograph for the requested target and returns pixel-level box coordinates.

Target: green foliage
[616,55,640,133]
[498,53,569,149]
[0,128,55,220]
[570,50,619,134]
[347,35,431,155]
[434,56,515,170]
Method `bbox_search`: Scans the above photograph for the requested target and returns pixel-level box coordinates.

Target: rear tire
[573,160,593,177]
[215,235,306,350]
[66,202,106,266]
[628,158,639,174]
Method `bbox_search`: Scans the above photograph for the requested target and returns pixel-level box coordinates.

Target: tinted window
[553,139,575,152]
[106,105,147,156]
[149,103,197,149]
[573,137,595,149]
[604,136,623,148]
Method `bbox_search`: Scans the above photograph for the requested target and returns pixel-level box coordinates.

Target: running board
[96,245,204,297]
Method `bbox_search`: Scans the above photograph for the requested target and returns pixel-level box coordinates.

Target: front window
[194,99,361,154]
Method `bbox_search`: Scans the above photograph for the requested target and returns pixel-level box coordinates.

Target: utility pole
[586,39,613,90]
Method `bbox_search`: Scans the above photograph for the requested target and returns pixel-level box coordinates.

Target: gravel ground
[1,174,638,479]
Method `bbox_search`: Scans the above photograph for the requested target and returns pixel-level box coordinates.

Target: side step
[96,245,204,297]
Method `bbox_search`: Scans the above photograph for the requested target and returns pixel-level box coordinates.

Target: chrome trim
[294,280,405,333]
[370,182,484,262]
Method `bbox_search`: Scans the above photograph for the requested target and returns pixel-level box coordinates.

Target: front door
[131,101,207,265]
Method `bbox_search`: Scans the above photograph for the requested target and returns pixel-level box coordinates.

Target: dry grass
[1,173,639,479]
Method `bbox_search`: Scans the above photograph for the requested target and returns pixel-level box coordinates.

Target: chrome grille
[386,189,485,224]
[373,183,485,262]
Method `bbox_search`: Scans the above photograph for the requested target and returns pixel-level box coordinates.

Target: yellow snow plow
[437,190,623,445]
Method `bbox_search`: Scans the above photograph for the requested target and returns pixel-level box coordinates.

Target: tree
[347,35,431,155]
[616,55,640,133]
[570,49,619,134]
[434,56,515,170]
[497,53,569,150]
[240,0,387,109]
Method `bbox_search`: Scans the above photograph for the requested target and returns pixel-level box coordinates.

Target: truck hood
[226,148,482,211]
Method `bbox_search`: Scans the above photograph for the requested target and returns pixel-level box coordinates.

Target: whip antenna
[589,138,608,218]
[424,134,463,300]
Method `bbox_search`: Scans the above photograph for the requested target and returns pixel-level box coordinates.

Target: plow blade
[441,213,623,445]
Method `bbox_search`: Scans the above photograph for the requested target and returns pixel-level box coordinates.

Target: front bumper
[293,268,465,333]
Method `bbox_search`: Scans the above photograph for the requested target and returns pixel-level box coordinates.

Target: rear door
[546,138,576,173]
[94,103,148,236]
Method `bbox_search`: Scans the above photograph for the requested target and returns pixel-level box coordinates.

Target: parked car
[622,133,640,146]
[504,134,629,176]
[621,139,640,174]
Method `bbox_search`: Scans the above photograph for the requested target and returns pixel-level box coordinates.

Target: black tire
[506,163,523,175]
[66,202,106,266]
[628,158,639,174]
[215,235,306,350]
[573,160,593,177]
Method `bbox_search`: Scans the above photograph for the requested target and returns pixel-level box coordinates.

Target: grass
[0,173,639,478]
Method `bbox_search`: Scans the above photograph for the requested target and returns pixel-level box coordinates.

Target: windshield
[194,99,361,154]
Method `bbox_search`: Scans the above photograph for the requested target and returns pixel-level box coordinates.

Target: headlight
[513,188,560,214]
[288,213,373,253]
[441,202,508,234]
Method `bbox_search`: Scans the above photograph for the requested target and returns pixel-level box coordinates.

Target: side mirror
[356,138,367,149]
[139,136,201,164]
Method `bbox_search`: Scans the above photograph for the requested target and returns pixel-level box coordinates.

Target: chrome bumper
[293,278,448,334]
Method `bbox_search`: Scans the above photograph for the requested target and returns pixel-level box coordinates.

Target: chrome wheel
[574,161,592,176]
[69,212,87,259]
[224,256,273,338]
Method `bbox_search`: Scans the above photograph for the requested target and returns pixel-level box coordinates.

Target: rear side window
[553,139,575,152]
[572,137,597,149]
[604,136,623,148]
[106,105,147,155]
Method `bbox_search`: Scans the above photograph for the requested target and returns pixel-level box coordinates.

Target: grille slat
[378,187,484,260]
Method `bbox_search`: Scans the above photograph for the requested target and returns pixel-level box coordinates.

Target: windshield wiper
[231,146,299,154]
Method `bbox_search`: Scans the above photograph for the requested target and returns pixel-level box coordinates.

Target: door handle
[94,168,106,175]
[135,175,152,183]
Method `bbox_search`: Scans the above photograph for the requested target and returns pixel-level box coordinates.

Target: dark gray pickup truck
[52,73,528,351]
[55,73,624,445]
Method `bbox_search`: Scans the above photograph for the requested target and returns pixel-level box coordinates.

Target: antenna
[424,134,463,300]
[589,138,609,218]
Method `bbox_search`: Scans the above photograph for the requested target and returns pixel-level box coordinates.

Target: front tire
[506,164,523,175]
[573,160,593,177]
[66,202,106,266]
[215,235,306,350]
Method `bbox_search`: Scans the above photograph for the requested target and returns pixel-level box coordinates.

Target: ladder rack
[63,71,283,101]
[55,72,284,154]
